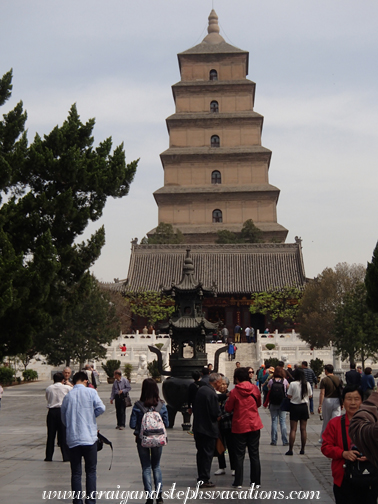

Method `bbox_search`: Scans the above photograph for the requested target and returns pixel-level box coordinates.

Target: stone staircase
[206,342,259,381]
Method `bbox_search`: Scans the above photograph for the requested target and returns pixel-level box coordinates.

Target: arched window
[212,209,222,223]
[211,170,221,184]
[209,69,218,81]
[211,135,220,148]
[210,101,219,113]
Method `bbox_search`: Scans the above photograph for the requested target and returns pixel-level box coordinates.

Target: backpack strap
[340,414,349,452]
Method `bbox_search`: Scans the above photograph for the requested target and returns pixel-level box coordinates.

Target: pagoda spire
[202,9,224,44]
[207,9,220,35]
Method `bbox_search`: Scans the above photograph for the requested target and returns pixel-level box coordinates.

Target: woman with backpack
[285,368,312,456]
[267,367,289,446]
[129,378,169,504]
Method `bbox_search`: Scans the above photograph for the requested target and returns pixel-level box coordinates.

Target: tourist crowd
[13,360,377,504]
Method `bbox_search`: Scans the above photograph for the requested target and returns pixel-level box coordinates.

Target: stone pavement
[0,380,334,504]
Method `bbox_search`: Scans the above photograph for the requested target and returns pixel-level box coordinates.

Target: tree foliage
[38,275,120,367]
[145,222,184,244]
[0,70,138,358]
[216,219,262,244]
[297,263,366,348]
[125,290,175,327]
[250,285,303,331]
[333,282,378,366]
[365,240,378,313]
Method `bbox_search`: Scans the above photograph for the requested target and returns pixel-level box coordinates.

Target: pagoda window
[210,101,219,113]
[209,69,218,81]
[211,135,220,148]
[211,170,221,184]
[212,209,222,223]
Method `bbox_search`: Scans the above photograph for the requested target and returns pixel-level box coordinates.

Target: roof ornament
[208,9,220,35]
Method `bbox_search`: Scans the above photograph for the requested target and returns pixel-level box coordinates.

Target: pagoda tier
[150,10,288,243]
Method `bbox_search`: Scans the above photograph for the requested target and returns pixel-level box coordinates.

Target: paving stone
[0,380,335,504]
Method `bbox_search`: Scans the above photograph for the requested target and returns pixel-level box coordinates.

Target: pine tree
[365,240,378,312]
[0,70,138,358]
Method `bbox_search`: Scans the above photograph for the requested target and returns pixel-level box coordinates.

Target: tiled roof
[116,243,306,295]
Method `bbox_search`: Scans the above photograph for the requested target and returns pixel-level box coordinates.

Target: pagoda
[150,10,288,244]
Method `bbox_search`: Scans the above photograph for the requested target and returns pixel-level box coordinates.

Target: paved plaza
[0,379,334,504]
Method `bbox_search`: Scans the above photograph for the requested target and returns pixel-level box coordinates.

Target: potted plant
[147,359,166,383]
[102,360,121,384]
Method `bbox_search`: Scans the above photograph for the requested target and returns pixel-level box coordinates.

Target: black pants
[218,429,236,470]
[69,442,97,504]
[46,408,70,461]
[115,395,126,427]
[194,432,217,483]
[233,430,261,487]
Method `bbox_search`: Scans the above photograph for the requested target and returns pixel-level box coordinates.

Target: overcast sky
[2,0,378,282]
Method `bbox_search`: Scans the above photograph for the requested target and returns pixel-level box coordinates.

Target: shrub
[0,366,15,385]
[124,363,133,381]
[102,360,121,378]
[23,369,38,381]
[266,344,276,350]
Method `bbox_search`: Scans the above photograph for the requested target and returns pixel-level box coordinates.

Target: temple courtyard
[0,379,334,503]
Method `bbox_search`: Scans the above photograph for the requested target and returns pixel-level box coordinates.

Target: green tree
[0,70,138,358]
[250,285,303,331]
[240,219,263,243]
[297,263,365,348]
[333,282,378,366]
[365,240,378,313]
[125,290,174,327]
[145,223,184,244]
[216,229,238,244]
[216,219,262,244]
[39,275,120,367]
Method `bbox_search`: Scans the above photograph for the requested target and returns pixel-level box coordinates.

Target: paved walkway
[0,380,334,504]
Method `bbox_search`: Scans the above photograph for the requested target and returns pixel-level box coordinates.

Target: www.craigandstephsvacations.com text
[42,482,321,502]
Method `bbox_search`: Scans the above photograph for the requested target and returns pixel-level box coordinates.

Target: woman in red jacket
[225,367,263,489]
[321,384,377,504]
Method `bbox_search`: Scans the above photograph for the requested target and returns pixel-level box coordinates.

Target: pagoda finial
[208,9,220,35]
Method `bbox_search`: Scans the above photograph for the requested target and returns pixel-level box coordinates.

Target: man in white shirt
[45,372,71,461]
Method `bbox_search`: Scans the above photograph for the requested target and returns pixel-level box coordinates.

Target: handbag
[97,431,113,470]
[280,397,291,412]
[341,414,378,487]
[125,394,132,408]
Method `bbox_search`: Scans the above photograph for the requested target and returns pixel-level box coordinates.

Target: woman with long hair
[267,366,289,446]
[129,378,169,504]
[285,368,312,455]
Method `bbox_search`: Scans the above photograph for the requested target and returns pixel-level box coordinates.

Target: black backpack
[269,379,285,405]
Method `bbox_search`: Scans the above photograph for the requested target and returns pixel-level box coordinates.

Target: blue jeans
[69,442,97,504]
[270,404,288,445]
[137,442,163,494]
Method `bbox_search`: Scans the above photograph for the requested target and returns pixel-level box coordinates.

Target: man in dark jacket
[193,372,222,488]
[345,363,362,386]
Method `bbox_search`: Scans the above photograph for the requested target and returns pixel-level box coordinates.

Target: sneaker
[156,493,164,504]
[318,438,323,445]
[118,426,124,430]
[270,442,277,446]
[214,469,225,475]
[231,470,235,476]
[283,442,289,446]
[232,485,242,489]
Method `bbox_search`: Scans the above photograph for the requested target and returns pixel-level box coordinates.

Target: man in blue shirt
[61,371,105,504]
